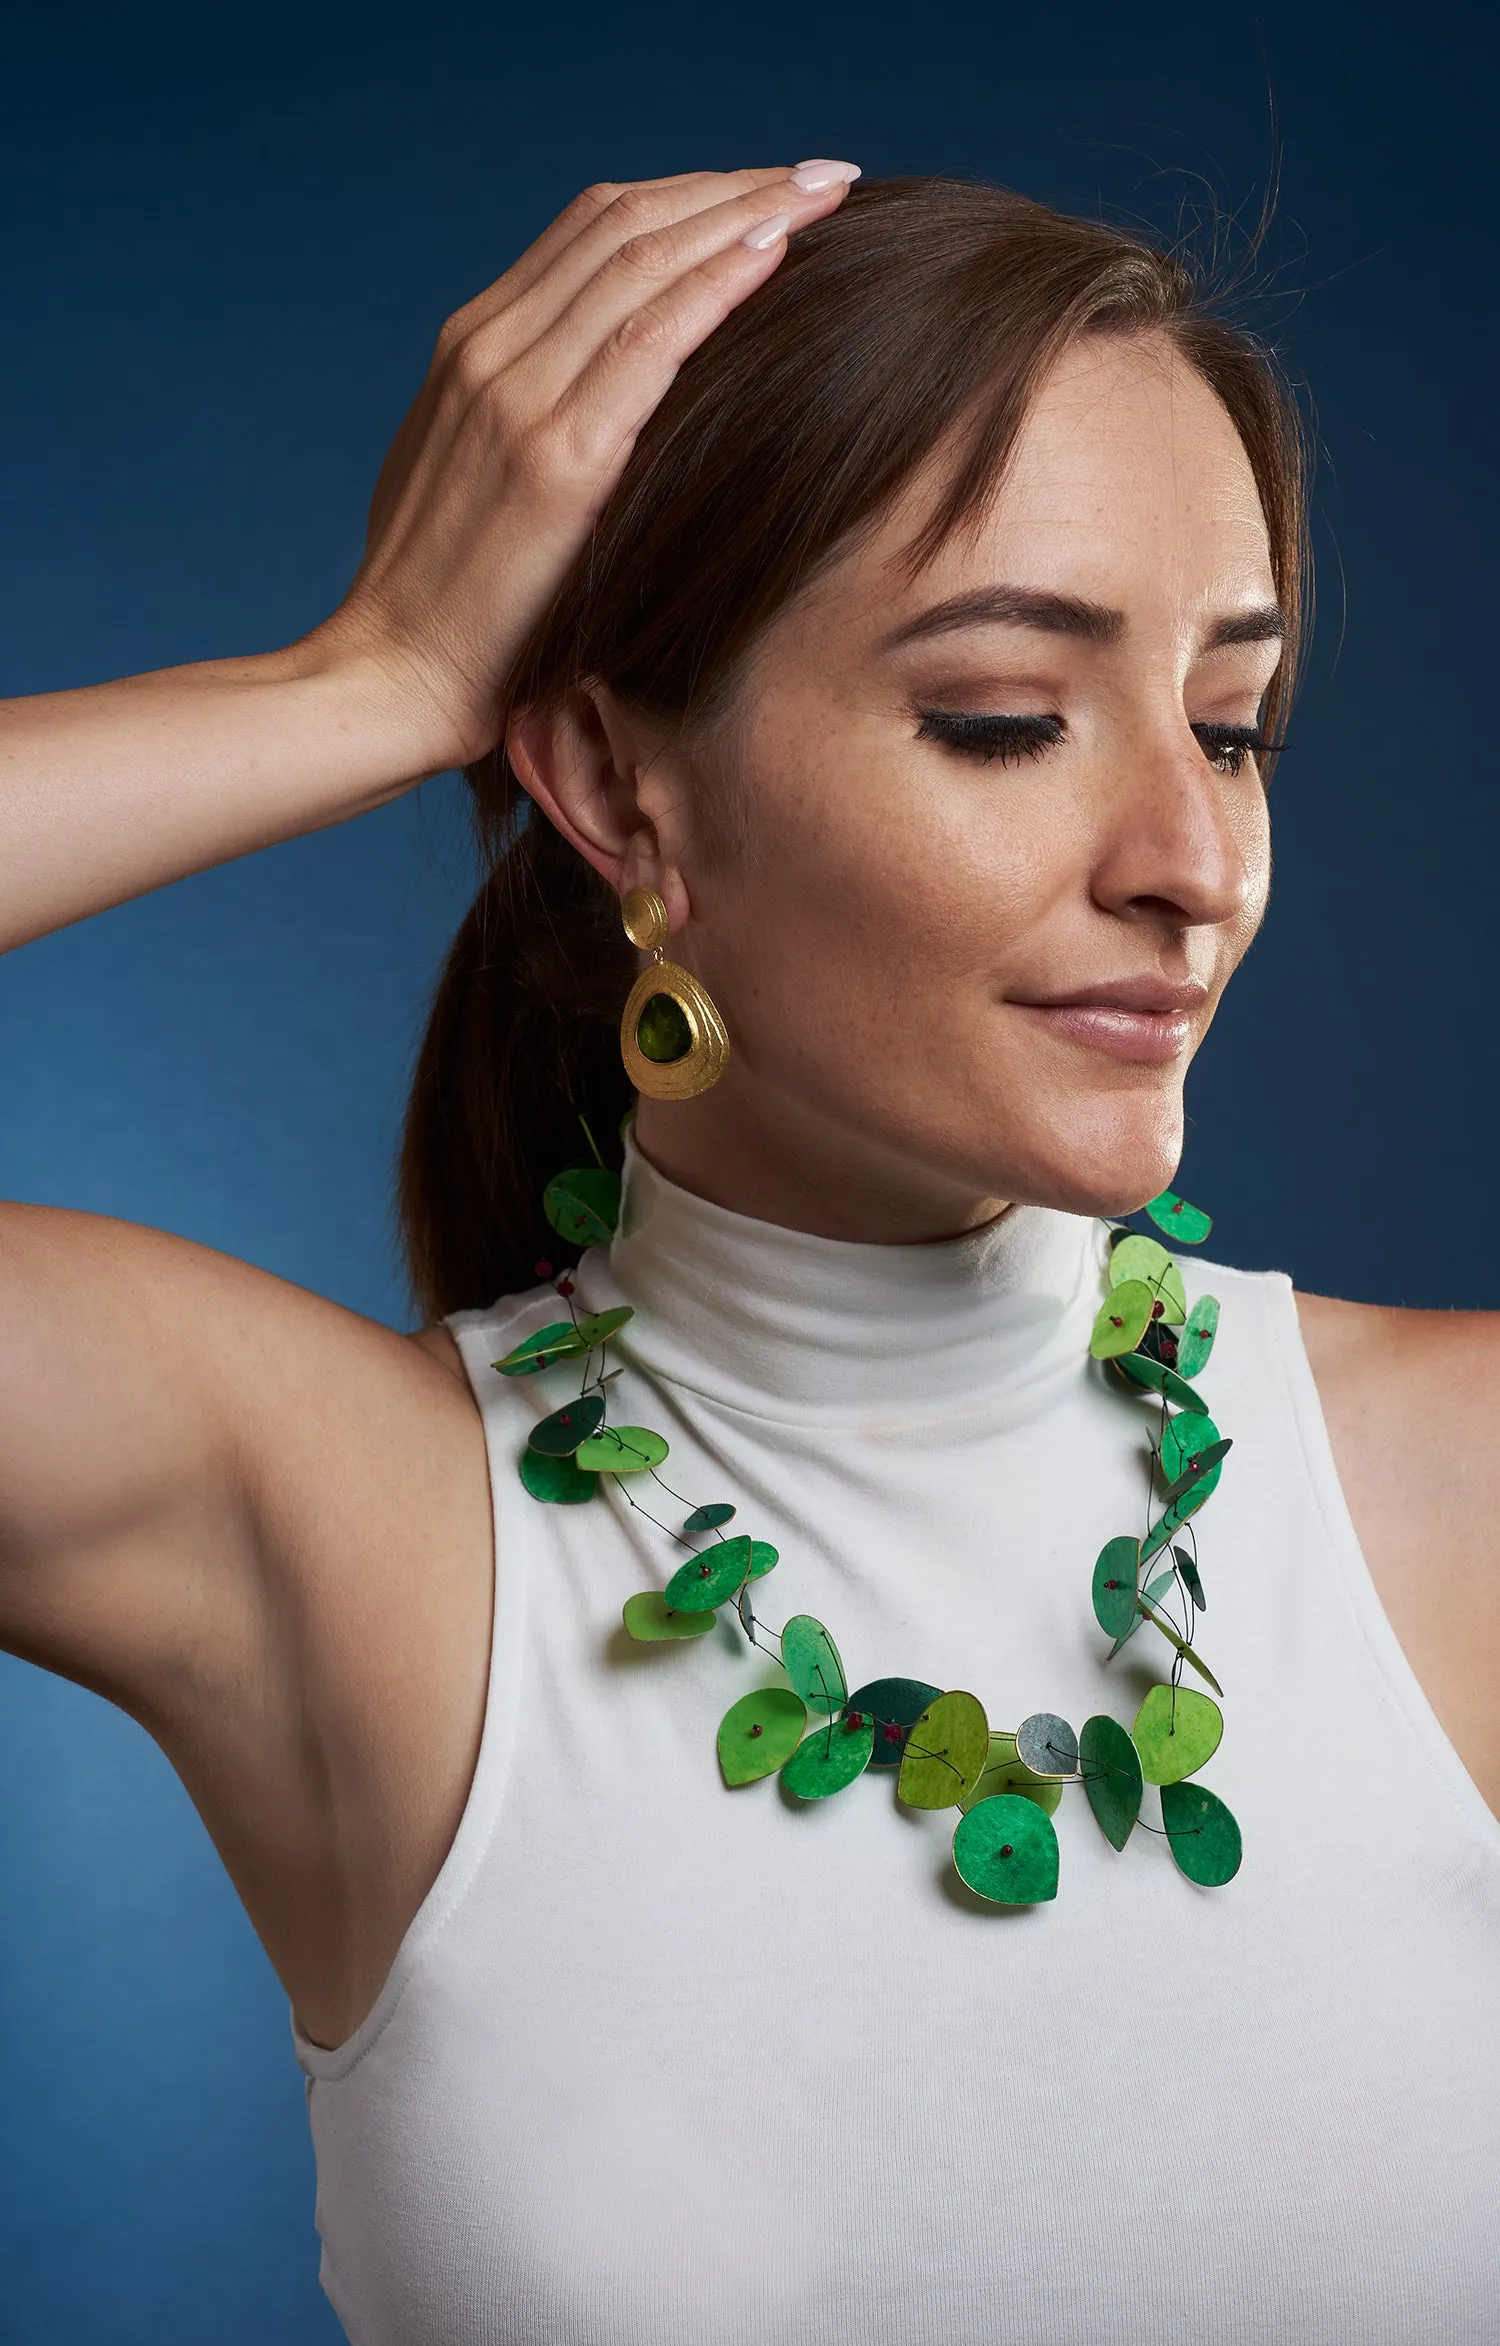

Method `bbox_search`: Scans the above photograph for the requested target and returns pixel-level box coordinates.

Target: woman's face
[636,330,1283,1238]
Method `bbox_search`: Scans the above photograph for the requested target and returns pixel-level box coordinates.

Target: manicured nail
[742,212,792,250]
[789,159,862,192]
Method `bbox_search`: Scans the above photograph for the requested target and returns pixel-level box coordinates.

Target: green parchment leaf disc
[1160,1409,1224,1503]
[1175,1295,1220,1379]
[898,1690,989,1809]
[748,1541,779,1580]
[952,1794,1060,1905]
[572,1305,634,1348]
[543,1167,622,1247]
[621,1590,715,1642]
[1144,1190,1213,1246]
[1110,1352,1209,1413]
[1078,1714,1144,1850]
[781,1714,875,1799]
[1015,1712,1078,1777]
[1140,1489,1208,1568]
[1090,1279,1156,1360]
[1161,1780,1243,1886]
[781,1616,848,1715]
[1108,1566,1176,1657]
[1092,1536,1141,1638]
[1134,1594,1223,1694]
[574,1424,669,1474]
[1173,1546,1207,1611]
[1132,1684,1224,1784]
[518,1447,597,1505]
[735,1582,756,1639]
[528,1393,607,1457]
[843,1677,943,1770]
[664,1535,754,1613]
[684,1502,736,1533]
[493,1321,587,1377]
[1109,1236,1188,1324]
[718,1687,807,1786]
[1160,1436,1233,1507]
[957,1732,1063,1817]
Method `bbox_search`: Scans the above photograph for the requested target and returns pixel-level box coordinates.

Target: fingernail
[789,159,862,192]
[742,212,792,250]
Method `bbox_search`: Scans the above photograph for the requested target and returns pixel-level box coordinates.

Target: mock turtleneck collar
[571,1134,1108,1428]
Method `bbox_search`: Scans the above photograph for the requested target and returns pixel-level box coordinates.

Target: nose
[1089,721,1261,935]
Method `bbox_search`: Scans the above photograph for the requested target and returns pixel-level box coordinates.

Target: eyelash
[915,710,1279,778]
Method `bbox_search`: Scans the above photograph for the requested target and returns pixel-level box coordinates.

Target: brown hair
[400,175,1309,1317]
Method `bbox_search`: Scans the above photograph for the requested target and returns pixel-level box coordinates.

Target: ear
[507,689,694,932]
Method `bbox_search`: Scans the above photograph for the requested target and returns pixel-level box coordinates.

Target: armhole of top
[1263,1268,1500,1857]
[295,1303,533,2083]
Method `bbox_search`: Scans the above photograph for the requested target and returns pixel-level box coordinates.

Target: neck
[633,1069,1009,1246]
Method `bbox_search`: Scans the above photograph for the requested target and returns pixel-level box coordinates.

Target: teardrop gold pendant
[619,887,730,1101]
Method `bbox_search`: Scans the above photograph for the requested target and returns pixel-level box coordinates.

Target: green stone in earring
[636,991,693,1064]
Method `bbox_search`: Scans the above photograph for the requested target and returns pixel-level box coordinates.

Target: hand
[320,162,860,774]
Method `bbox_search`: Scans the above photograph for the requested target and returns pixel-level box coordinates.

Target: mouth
[1007,977,1208,1066]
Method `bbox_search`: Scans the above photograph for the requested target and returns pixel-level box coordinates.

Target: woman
[2,164,1496,2342]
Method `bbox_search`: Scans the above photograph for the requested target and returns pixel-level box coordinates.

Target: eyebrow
[879,586,1287,654]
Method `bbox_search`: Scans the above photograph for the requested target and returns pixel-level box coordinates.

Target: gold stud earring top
[621,886,669,954]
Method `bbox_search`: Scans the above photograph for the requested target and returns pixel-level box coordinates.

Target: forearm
[0,630,455,952]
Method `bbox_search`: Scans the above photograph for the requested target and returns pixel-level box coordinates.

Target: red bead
[556,1277,575,1298]
[750,1723,763,1737]
[533,1260,553,1279]
[1150,1300,1164,1320]
[883,1723,902,1744]
[1109,1315,1123,1329]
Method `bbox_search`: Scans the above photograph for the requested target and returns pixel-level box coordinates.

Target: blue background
[1,2,1494,2337]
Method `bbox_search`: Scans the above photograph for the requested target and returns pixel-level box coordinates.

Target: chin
[979,1091,1186,1223]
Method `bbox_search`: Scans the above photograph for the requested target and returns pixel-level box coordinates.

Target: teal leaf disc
[781,1616,848,1714]
[528,1393,607,1457]
[518,1446,597,1505]
[1090,1279,1155,1359]
[1144,1190,1213,1245]
[574,1424,669,1474]
[1108,1236,1187,1324]
[1092,1536,1141,1638]
[493,1320,587,1377]
[621,1590,715,1641]
[781,1714,875,1799]
[542,1166,622,1247]
[843,1677,943,1770]
[684,1503,736,1533]
[664,1534,754,1613]
[1175,1295,1220,1379]
[572,1305,634,1348]
[1161,1780,1243,1886]
[956,1731,1062,1817]
[1078,1714,1144,1850]
[718,1687,807,1786]
[1015,1712,1078,1777]
[1132,1684,1224,1784]
[1110,1352,1209,1413]
[748,1541,779,1580]
[898,1690,989,1809]
[1160,1410,1225,1504]
[952,1794,1060,1905]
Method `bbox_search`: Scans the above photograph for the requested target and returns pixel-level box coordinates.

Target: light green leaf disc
[1108,1236,1188,1324]
[1132,1683,1224,1784]
[574,1424,669,1474]
[1078,1714,1144,1850]
[1160,1409,1224,1504]
[1175,1295,1220,1379]
[683,1502,736,1533]
[957,1731,1063,1817]
[572,1305,634,1348]
[542,1166,621,1247]
[1111,1352,1209,1413]
[718,1686,807,1786]
[951,1794,1060,1905]
[664,1535,754,1613]
[748,1540,779,1580]
[1090,1279,1155,1359]
[1092,1536,1140,1639]
[518,1446,597,1505]
[781,1713,874,1799]
[1145,1189,1213,1246]
[1136,1596,1223,1695]
[621,1590,715,1641]
[1161,1779,1243,1886]
[781,1616,847,1714]
[493,1320,588,1377]
[898,1690,989,1809]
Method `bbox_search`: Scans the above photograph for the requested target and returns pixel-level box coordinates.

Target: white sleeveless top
[297,1143,1500,2343]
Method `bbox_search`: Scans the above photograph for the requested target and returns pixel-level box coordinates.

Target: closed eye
[1192,723,1280,777]
[915,709,1065,766]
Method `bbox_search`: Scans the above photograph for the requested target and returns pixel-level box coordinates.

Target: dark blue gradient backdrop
[1,3,1494,2338]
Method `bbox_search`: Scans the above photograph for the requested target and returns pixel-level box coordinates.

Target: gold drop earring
[619,886,729,1101]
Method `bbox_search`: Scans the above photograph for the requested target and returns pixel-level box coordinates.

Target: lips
[1008,978,1207,1065]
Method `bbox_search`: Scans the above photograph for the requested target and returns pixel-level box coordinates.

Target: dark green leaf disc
[528,1392,607,1457]
[636,992,693,1065]
[518,1446,597,1505]
[1078,1714,1144,1850]
[956,1731,1062,1817]
[574,1424,669,1474]
[1109,1235,1187,1324]
[898,1690,989,1809]
[843,1677,943,1769]
[1132,1683,1223,1784]
[781,1713,874,1799]
[1110,1352,1209,1413]
[572,1305,634,1348]
[1160,1436,1232,1506]
[493,1321,587,1377]
[748,1540,779,1580]
[781,1615,848,1714]
[621,1590,715,1642]
[1090,1279,1155,1359]
[664,1535,753,1613]
[1173,1546,1206,1611]
[1092,1536,1141,1638]
[1160,1410,1224,1504]
[1144,1189,1213,1246]
[1161,1780,1243,1886]
[542,1166,622,1247]
[952,1794,1060,1906]
[1175,1295,1220,1379]
[718,1686,807,1786]
[1015,1712,1078,1777]
[683,1502,736,1533]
